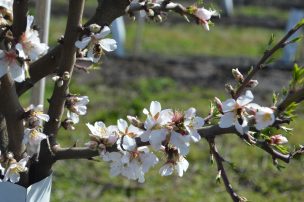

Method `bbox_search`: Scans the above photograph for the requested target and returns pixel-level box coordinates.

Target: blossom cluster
[85,101,204,182]
[0,13,48,82]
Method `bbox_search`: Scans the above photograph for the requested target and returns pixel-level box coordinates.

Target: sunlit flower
[183,107,204,142]
[194,7,218,31]
[25,104,49,127]
[219,90,253,134]
[17,15,48,62]
[159,148,189,177]
[86,121,119,150]
[75,26,117,63]
[140,101,172,150]
[3,156,29,183]
[0,47,26,82]
[0,150,4,179]
[66,95,89,124]
[117,119,143,139]
[23,128,47,156]
[254,107,275,130]
[270,134,288,145]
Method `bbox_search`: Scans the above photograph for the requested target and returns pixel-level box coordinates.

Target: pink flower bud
[214,97,223,114]
[270,134,288,145]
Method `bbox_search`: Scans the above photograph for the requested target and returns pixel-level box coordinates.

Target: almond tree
[0,0,303,201]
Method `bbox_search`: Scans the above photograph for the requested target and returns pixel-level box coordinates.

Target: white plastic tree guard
[0,174,53,202]
[282,9,304,64]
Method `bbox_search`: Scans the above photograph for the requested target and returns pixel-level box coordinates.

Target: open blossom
[3,156,29,183]
[75,25,117,63]
[17,15,48,62]
[183,108,204,142]
[140,101,173,150]
[270,135,288,145]
[66,95,89,124]
[159,148,189,177]
[23,128,47,156]
[0,47,26,82]
[117,119,143,138]
[219,90,254,134]
[86,121,119,150]
[25,104,49,127]
[255,107,275,130]
[194,7,218,31]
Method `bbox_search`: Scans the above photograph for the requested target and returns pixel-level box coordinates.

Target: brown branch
[0,113,9,153]
[12,0,29,39]
[0,75,25,160]
[207,138,242,202]
[234,20,304,99]
[43,0,85,146]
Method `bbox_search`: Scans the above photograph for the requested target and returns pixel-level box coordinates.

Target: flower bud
[62,71,70,81]
[155,15,162,23]
[147,9,155,17]
[57,79,64,87]
[225,84,234,95]
[214,97,223,114]
[52,75,60,82]
[127,115,144,129]
[246,80,259,88]
[270,134,288,145]
[232,68,244,83]
[89,24,101,33]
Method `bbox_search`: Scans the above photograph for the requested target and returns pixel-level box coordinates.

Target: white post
[282,9,304,64]
[111,17,126,57]
[31,0,51,106]
[222,0,234,17]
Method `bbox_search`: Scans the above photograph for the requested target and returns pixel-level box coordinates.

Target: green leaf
[272,92,278,106]
[295,18,304,30]
[274,145,289,155]
[288,35,303,44]
[268,33,275,47]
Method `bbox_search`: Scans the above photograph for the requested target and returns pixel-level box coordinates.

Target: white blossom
[75,26,117,63]
[86,121,118,148]
[194,7,218,31]
[23,128,47,156]
[0,48,26,82]
[3,156,29,183]
[140,101,173,150]
[159,154,189,177]
[183,107,204,142]
[17,15,48,62]
[254,107,275,130]
[66,95,89,124]
[219,90,253,134]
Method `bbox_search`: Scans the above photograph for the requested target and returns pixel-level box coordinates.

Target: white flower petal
[237,90,254,106]
[149,129,167,150]
[75,37,91,49]
[150,101,161,117]
[159,164,173,176]
[222,99,236,113]
[219,112,235,128]
[99,38,117,52]
[95,26,111,39]
[117,119,128,133]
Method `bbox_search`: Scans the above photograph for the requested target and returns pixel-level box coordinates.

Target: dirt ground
[75,54,298,103]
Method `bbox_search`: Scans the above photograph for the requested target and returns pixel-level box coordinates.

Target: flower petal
[99,38,117,52]
[237,90,254,106]
[150,101,161,117]
[219,112,235,128]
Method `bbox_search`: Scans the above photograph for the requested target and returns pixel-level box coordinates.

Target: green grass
[234,5,289,20]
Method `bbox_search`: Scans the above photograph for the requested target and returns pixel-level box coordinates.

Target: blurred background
[23,0,304,201]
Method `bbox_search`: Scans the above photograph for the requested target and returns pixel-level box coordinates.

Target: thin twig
[234,21,304,99]
[207,138,242,202]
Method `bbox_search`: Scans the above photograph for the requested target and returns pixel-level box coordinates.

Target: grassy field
[21,1,304,201]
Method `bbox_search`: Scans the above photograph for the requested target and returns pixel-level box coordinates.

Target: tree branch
[43,0,85,146]
[277,87,304,112]
[16,0,131,96]
[234,21,304,99]
[207,138,242,202]
[0,75,26,160]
